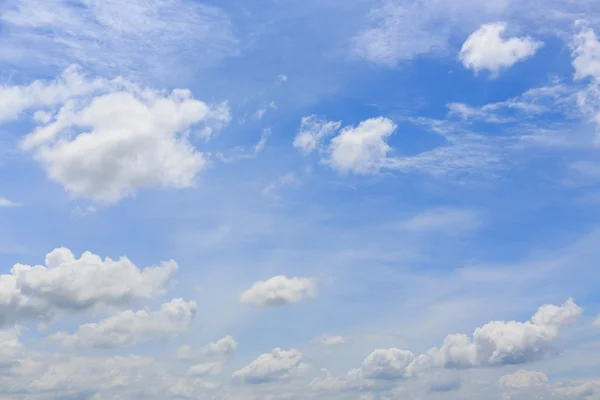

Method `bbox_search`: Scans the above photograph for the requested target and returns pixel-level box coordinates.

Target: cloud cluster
[312,298,582,393]
[1,66,230,203]
[0,247,177,326]
[233,348,308,384]
[51,298,197,348]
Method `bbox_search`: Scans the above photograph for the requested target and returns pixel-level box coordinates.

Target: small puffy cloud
[500,370,549,388]
[0,198,21,208]
[572,22,600,82]
[326,117,397,174]
[51,299,196,349]
[240,275,316,306]
[312,336,346,346]
[359,348,416,380]
[293,115,341,155]
[1,66,230,204]
[177,336,238,361]
[232,348,308,384]
[0,247,177,326]
[459,23,542,74]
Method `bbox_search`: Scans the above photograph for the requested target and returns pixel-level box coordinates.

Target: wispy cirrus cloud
[0,0,238,81]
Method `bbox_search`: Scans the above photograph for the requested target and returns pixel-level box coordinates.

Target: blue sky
[1,0,600,399]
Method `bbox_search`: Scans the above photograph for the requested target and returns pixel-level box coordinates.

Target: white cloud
[0,247,177,326]
[415,298,582,369]
[500,370,549,388]
[254,128,272,154]
[353,0,448,66]
[240,275,316,306]
[572,22,600,82]
[359,348,416,380]
[0,198,21,208]
[262,172,300,199]
[293,115,341,155]
[0,0,237,79]
[316,299,582,391]
[177,336,238,361]
[4,66,230,203]
[186,361,223,377]
[326,117,397,174]
[593,316,600,328]
[232,348,308,384]
[51,299,196,348]
[459,23,542,74]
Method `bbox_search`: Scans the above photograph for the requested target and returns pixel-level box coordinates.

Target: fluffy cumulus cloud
[0,247,177,326]
[240,275,316,306]
[326,117,397,174]
[416,298,582,369]
[459,23,542,74]
[51,299,196,348]
[312,298,582,393]
[0,66,230,203]
[293,115,341,154]
[232,348,308,384]
[177,336,238,361]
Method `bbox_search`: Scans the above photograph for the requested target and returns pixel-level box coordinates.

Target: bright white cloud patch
[293,115,341,154]
[327,117,397,174]
[51,299,196,348]
[0,247,177,326]
[177,336,238,361]
[0,0,237,79]
[459,23,542,74]
[572,22,600,82]
[415,298,582,369]
[240,275,316,306]
[2,66,230,203]
[232,348,308,384]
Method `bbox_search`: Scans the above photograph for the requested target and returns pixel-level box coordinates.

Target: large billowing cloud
[51,299,197,348]
[0,66,230,203]
[459,23,542,74]
[0,247,177,326]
